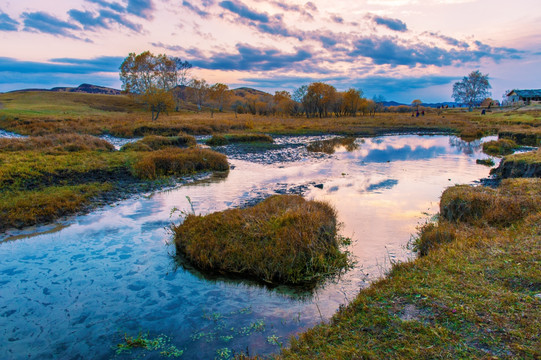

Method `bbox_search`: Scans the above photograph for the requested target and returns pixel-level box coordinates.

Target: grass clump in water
[205,133,274,146]
[482,139,518,156]
[133,147,229,180]
[172,194,352,285]
[306,137,358,154]
[475,158,495,166]
[121,134,196,151]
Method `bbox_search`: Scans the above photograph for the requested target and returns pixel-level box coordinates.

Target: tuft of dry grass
[120,134,196,151]
[133,147,229,180]
[173,195,352,285]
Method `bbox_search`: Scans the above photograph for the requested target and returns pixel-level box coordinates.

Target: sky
[0,0,540,103]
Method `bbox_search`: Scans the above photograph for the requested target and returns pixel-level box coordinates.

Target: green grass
[206,133,274,146]
[120,134,196,151]
[133,147,229,180]
[482,139,519,156]
[0,183,112,231]
[173,195,352,285]
[277,178,541,359]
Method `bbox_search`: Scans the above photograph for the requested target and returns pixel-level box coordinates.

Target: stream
[0,134,495,359]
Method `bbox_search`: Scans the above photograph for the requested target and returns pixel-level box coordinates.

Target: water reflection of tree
[449,137,482,155]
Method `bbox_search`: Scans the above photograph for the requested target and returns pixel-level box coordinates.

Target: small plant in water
[216,347,233,359]
[267,334,282,347]
[115,332,183,358]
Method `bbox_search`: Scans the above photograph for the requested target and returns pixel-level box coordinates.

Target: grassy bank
[173,195,352,285]
[273,178,541,359]
[0,134,229,232]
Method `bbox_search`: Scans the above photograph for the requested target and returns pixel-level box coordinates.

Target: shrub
[132,147,229,179]
[482,139,518,156]
[121,135,196,151]
[172,195,352,285]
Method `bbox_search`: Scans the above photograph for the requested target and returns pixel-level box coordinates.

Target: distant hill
[10,83,122,95]
[232,87,271,98]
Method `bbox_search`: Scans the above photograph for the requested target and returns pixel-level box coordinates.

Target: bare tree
[452,70,491,111]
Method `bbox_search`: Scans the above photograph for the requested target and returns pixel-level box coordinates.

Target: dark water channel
[0,135,495,359]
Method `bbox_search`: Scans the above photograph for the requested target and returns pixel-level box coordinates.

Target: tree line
[120,51,492,120]
[120,51,380,120]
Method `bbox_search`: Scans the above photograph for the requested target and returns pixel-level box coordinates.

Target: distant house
[506,89,541,104]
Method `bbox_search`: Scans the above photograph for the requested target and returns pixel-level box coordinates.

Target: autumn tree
[343,88,363,116]
[208,83,232,115]
[273,90,295,116]
[411,99,422,111]
[306,82,337,118]
[120,51,191,120]
[452,70,491,111]
[187,78,209,111]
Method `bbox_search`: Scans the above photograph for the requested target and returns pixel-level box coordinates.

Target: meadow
[0,90,540,358]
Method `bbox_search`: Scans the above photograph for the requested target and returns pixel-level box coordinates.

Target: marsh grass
[133,147,229,180]
[0,134,114,152]
[482,139,518,156]
[173,195,352,285]
[206,133,274,146]
[277,178,541,359]
[0,183,112,231]
[120,134,196,151]
[440,180,541,226]
[306,137,358,154]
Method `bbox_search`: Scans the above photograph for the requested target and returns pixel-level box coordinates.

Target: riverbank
[0,134,228,233]
[274,167,541,358]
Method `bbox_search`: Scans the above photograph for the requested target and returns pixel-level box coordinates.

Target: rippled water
[0,135,495,360]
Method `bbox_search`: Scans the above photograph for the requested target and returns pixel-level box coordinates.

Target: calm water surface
[0,135,494,359]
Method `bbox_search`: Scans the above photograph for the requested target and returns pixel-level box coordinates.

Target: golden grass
[133,147,229,180]
[173,195,352,285]
[440,180,541,227]
[1,92,540,145]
